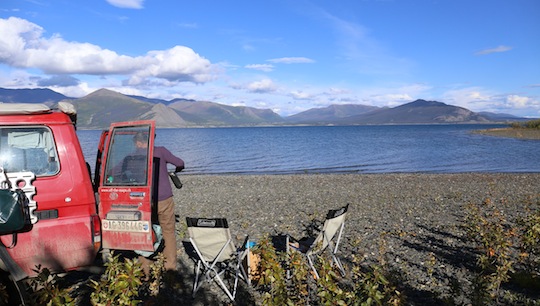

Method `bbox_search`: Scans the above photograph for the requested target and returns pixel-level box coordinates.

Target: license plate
[106,210,141,221]
[102,220,150,233]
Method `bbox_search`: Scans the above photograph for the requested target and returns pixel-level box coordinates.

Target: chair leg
[306,255,320,279]
[193,260,202,297]
[233,268,240,299]
[213,271,235,301]
[332,254,346,277]
[329,224,346,277]
[236,254,250,286]
[285,235,292,280]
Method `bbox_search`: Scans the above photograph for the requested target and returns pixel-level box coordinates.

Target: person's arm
[163,147,185,171]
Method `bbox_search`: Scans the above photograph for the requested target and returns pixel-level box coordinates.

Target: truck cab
[0,103,101,285]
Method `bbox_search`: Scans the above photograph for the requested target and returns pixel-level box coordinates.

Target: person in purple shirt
[134,132,184,272]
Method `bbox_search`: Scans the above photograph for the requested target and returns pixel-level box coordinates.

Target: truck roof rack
[0,103,51,115]
[0,102,77,116]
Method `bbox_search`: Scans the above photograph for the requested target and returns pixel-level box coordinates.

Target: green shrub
[29,265,75,306]
[464,198,540,304]
[511,119,540,129]
[253,236,298,305]
[89,252,144,306]
[465,199,515,301]
[252,236,402,306]
[525,119,540,129]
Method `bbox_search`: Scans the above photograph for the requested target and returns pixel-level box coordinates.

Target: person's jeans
[157,196,177,270]
[139,196,177,274]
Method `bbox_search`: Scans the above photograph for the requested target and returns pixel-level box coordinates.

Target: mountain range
[0,87,529,129]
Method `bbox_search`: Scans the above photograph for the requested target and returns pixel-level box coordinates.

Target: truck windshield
[103,125,151,186]
[0,127,60,176]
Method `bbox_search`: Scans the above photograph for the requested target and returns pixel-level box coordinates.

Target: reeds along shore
[474,127,540,139]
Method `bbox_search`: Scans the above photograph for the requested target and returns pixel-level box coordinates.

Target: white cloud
[475,45,512,55]
[267,57,315,64]
[506,95,531,108]
[439,87,540,116]
[367,94,413,107]
[106,0,144,9]
[0,17,216,85]
[246,79,277,93]
[128,46,217,84]
[441,87,496,110]
[290,90,313,100]
[53,82,96,98]
[354,83,431,107]
[324,87,350,95]
[245,64,274,72]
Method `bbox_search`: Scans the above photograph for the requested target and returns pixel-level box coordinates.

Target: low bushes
[252,236,402,305]
[464,197,540,305]
[510,119,540,129]
[1,198,539,305]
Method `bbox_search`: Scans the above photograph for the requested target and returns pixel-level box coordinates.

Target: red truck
[0,103,164,303]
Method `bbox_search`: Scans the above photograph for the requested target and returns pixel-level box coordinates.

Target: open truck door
[97,121,158,256]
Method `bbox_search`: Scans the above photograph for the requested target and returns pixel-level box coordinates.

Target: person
[133,132,184,272]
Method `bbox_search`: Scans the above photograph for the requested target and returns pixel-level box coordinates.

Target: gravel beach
[166,173,540,305]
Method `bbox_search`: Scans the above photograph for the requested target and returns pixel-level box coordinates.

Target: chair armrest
[240,235,250,250]
[286,234,299,243]
[287,234,315,253]
[237,235,250,259]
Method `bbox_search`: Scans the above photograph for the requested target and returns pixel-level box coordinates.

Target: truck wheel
[0,272,31,305]
[101,248,111,263]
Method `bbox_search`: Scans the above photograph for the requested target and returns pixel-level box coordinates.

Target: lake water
[77,124,540,175]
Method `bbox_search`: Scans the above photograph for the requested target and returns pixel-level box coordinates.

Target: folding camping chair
[186,217,249,302]
[287,204,349,279]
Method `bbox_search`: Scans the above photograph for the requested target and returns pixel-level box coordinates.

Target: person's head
[133,132,149,149]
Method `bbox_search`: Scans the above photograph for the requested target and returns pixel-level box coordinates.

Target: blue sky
[1,0,539,117]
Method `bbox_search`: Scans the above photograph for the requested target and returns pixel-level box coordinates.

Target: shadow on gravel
[387,223,480,305]
[404,223,478,271]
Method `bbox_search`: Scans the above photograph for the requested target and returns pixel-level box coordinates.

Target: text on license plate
[102,220,150,233]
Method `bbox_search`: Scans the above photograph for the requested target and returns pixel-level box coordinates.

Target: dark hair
[133,132,149,143]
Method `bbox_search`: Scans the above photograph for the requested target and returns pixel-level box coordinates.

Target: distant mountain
[0,87,533,128]
[65,89,158,129]
[62,88,283,128]
[338,99,491,124]
[139,103,188,128]
[478,111,530,122]
[286,104,381,124]
[168,100,284,126]
[0,88,70,105]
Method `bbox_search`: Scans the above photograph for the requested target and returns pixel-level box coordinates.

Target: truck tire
[0,271,30,305]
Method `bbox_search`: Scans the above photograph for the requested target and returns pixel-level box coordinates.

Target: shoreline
[174,173,540,237]
[473,127,540,140]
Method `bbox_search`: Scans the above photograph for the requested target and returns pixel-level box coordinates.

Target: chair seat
[185,217,249,302]
[286,204,349,279]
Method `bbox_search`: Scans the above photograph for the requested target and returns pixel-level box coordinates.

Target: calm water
[77,125,540,175]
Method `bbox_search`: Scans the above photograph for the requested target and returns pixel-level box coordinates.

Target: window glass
[0,127,60,176]
[104,125,150,186]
